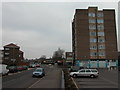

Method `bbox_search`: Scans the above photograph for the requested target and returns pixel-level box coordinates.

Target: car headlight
[70,72,73,75]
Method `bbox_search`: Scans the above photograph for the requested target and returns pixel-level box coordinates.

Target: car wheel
[90,75,95,78]
[73,74,77,78]
[32,75,34,77]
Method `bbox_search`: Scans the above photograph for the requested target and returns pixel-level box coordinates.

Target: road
[2,64,62,90]
[72,69,119,90]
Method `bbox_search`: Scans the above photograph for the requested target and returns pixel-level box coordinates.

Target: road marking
[71,77,79,90]
[27,74,47,89]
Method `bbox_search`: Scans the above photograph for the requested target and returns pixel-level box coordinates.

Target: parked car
[69,66,84,72]
[16,66,24,71]
[32,68,45,77]
[70,69,99,78]
[36,64,40,67]
[7,66,18,73]
[23,66,28,70]
[0,64,9,76]
[29,64,36,68]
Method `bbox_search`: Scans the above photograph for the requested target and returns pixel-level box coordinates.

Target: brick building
[72,7,118,68]
[0,50,3,64]
[2,43,26,66]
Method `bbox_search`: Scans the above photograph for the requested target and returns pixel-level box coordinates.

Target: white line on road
[27,76,46,89]
[71,77,79,90]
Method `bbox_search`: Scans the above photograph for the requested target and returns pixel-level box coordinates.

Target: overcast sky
[1,2,119,59]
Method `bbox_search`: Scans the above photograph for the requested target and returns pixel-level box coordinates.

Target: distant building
[2,43,26,66]
[65,52,73,65]
[0,50,3,64]
[72,7,118,68]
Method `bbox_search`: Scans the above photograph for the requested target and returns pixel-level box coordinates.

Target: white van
[0,64,9,76]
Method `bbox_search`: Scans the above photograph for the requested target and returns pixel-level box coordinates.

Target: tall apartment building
[72,7,118,68]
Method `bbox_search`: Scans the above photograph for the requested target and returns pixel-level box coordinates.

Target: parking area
[72,69,118,90]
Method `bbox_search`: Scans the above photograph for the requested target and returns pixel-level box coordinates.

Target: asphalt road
[2,64,62,89]
[72,69,119,90]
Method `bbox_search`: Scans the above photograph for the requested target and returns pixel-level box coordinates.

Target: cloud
[2,2,119,58]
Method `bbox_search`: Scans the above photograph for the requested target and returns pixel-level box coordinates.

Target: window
[91,70,98,72]
[90,32,96,36]
[86,70,91,72]
[98,32,104,36]
[97,13,103,17]
[5,48,10,50]
[98,52,105,56]
[98,38,105,42]
[80,70,85,72]
[90,52,97,56]
[89,25,96,30]
[97,19,104,23]
[89,19,96,23]
[90,45,97,49]
[88,13,95,17]
[5,53,9,55]
[90,38,97,43]
[97,25,104,30]
[98,45,105,49]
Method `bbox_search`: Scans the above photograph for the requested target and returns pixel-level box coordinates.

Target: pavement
[72,69,119,90]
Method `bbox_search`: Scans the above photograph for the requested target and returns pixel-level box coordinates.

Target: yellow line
[71,77,79,90]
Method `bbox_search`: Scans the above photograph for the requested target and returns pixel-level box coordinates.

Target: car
[69,66,84,72]
[23,66,28,70]
[7,66,18,73]
[36,64,40,67]
[16,66,24,71]
[30,64,36,68]
[0,64,9,76]
[70,69,99,78]
[32,68,45,77]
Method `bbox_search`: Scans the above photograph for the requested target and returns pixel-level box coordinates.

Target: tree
[52,48,65,61]
[40,55,46,60]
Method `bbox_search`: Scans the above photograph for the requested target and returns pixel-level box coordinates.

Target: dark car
[7,66,18,73]
[69,66,84,72]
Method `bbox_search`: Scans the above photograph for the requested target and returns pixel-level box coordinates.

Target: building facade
[0,50,3,64]
[2,43,26,66]
[72,7,118,68]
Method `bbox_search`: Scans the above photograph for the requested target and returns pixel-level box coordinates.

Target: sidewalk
[98,69,118,85]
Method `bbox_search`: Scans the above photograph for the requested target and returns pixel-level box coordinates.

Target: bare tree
[40,55,46,60]
[52,48,65,61]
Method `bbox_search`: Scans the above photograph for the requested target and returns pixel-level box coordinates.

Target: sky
[1,1,120,59]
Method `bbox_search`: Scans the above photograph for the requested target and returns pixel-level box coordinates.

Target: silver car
[70,69,99,78]
[32,68,45,77]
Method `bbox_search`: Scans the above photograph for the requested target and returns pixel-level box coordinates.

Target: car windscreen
[35,69,42,72]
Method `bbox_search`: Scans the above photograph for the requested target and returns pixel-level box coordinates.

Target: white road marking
[27,76,46,89]
[71,77,79,90]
